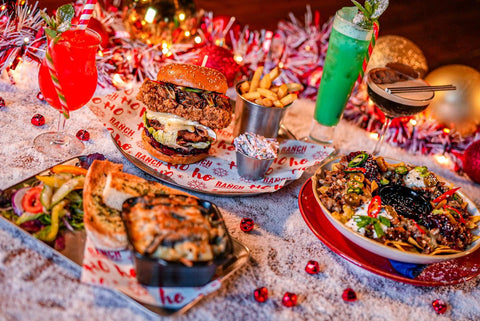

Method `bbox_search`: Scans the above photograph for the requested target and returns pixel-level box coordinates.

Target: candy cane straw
[46,45,69,118]
[78,0,96,30]
[357,21,379,84]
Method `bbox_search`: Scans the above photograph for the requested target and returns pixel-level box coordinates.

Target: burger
[136,63,233,164]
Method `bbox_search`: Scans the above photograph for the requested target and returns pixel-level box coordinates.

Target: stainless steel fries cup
[234,81,291,138]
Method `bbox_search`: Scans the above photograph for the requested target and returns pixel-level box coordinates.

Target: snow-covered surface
[1,64,479,320]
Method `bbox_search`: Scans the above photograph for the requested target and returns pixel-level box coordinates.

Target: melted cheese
[145,111,216,149]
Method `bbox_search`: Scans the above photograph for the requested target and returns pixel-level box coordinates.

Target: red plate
[298,178,480,286]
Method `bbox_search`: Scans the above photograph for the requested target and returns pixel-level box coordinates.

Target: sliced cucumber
[51,176,84,207]
[40,184,53,210]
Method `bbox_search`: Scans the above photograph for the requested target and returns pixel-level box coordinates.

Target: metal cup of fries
[233,66,302,138]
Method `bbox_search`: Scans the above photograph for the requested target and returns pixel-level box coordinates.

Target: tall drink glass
[34,27,100,158]
[308,7,373,145]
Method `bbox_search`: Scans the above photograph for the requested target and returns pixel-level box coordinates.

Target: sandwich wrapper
[81,237,222,309]
[87,89,334,194]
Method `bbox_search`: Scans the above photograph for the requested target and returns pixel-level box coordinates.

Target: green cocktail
[309,6,373,144]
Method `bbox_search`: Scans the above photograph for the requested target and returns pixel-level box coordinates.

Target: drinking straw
[46,45,69,118]
[357,21,379,84]
[78,0,97,30]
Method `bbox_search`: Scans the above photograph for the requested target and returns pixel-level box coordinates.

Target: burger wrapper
[81,237,221,310]
[87,89,333,194]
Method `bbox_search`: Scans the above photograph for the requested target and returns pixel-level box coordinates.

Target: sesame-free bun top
[157,63,228,94]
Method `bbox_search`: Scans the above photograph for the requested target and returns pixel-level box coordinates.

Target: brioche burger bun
[137,63,233,164]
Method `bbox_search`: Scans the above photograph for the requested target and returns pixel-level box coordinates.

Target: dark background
[39,0,480,72]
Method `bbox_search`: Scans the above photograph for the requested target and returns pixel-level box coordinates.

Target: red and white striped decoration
[46,45,70,118]
[77,0,96,30]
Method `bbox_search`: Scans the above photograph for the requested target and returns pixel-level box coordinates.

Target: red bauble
[191,45,240,87]
[0,97,5,108]
[253,287,268,303]
[36,92,45,102]
[240,218,254,232]
[76,130,90,141]
[342,288,357,302]
[31,114,45,126]
[305,260,320,274]
[282,292,297,307]
[464,140,480,184]
[432,299,448,314]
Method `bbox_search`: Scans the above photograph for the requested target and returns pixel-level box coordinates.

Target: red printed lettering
[192,167,214,181]
[158,289,185,305]
[113,264,136,279]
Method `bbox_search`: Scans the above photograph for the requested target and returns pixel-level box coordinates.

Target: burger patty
[144,128,209,156]
[137,79,233,129]
[146,118,211,144]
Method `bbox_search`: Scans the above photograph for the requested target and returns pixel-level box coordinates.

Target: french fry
[257,88,278,101]
[270,86,280,93]
[268,67,280,82]
[286,83,303,92]
[277,84,288,99]
[280,93,297,106]
[262,98,273,107]
[240,81,250,94]
[273,100,284,108]
[242,92,261,100]
[259,74,272,89]
[249,66,264,93]
[242,65,300,108]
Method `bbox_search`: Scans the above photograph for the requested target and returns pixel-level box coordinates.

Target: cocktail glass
[367,67,434,155]
[34,27,101,158]
[308,7,373,146]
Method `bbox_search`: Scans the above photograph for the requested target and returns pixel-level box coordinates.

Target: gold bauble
[366,35,429,77]
[124,0,197,45]
[425,65,480,136]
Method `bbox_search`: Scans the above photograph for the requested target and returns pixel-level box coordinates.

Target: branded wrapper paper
[87,89,333,194]
[81,237,222,309]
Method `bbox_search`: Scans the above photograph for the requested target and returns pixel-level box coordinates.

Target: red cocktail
[35,27,100,158]
[38,28,100,111]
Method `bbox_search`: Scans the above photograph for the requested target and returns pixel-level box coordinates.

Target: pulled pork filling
[137,79,233,129]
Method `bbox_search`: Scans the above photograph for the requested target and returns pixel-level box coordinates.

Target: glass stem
[372,117,392,155]
[54,113,67,145]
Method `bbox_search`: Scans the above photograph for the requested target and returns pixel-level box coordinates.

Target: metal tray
[0,156,250,316]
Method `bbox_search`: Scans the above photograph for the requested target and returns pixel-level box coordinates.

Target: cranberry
[240,218,254,232]
[253,287,268,303]
[36,92,45,101]
[432,299,447,314]
[76,129,90,141]
[31,114,45,126]
[0,97,5,108]
[305,260,320,274]
[282,292,297,307]
[342,288,357,302]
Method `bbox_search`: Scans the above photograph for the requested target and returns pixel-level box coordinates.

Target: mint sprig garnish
[40,4,75,40]
[351,0,389,27]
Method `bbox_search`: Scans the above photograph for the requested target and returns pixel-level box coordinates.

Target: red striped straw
[357,21,379,84]
[46,45,70,118]
[77,0,96,30]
